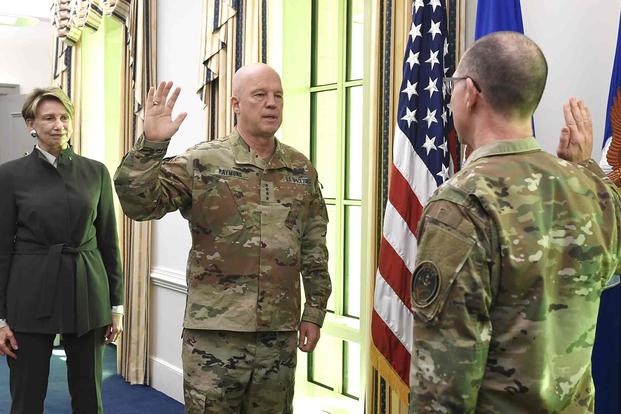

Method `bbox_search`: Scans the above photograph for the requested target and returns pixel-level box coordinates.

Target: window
[276,0,367,411]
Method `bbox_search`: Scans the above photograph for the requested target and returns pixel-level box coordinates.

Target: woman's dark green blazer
[0,147,123,335]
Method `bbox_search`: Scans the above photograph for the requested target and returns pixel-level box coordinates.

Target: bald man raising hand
[114,63,332,414]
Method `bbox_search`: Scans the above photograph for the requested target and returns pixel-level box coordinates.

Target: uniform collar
[230,128,289,170]
[466,136,541,166]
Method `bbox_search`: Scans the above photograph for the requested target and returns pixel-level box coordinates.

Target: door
[0,92,32,165]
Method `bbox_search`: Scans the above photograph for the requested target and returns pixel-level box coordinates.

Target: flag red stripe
[378,238,413,309]
[372,309,411,384]
[387,164,425,238]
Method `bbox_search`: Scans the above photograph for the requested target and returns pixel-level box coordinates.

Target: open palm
[144,81,188,142]
[557,97,593,163]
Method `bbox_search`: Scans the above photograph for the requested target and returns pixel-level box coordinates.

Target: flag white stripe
[382,200,418,274]
[393,126,438,207]
[373,270,414,352]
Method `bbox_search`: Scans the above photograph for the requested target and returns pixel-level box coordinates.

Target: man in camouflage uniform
[114,63,331,413]
[410,32,621,413]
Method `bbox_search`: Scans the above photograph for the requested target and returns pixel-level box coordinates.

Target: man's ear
[231,96,240,114]
[465,79,480,110]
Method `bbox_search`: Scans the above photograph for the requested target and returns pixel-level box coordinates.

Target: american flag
[372,0,457,386]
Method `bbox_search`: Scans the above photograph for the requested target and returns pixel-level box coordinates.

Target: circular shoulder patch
[411,262,440,308]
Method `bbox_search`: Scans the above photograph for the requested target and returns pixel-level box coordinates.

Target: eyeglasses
[443,76,482,95]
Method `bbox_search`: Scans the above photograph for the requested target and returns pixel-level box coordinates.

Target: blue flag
[475,0,524,40]
[593,10,621,414]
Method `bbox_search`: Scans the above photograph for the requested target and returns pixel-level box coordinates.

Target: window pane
[347,0,364,81]
[346,86,363,200]
[313,0,339,86]
[313,90,338,199]
[309,335,341,390]
[345,205,361,317]
[344,341,361,398]
[326,204,338,313]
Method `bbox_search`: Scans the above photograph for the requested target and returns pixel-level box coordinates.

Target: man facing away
[410,31,621,413]
[114,63,331,413]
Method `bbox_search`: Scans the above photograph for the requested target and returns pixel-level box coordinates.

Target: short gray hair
[459,31,548,119]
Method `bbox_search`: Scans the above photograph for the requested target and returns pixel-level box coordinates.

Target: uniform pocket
[411,221,475,323]
[258,202,302,263]
[193,174,245,239]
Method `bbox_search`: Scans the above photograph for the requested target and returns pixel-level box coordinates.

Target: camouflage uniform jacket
[410,137,621,413]
[114,129,331,332]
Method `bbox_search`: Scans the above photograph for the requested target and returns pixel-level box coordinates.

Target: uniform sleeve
[299,171,332,327]
[0,165,16,319]
[410,199,496,413]
[113,136,193,221]
[578,158,608,177]
[580,159,621,280]
[602,175,621,281]
[95,165,124,306]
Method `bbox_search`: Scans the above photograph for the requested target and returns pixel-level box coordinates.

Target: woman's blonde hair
[21,87,74,121]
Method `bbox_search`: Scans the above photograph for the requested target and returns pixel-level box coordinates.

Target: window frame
[279,0,372,410]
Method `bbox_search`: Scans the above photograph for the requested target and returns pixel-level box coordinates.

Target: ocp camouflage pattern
[410,137,621,413]
[182,329,296,413]
[114,129,331,332]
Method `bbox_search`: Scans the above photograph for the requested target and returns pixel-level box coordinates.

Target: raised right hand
[144,81,188,142]
[556,97,593,163]
[0,325,18,359]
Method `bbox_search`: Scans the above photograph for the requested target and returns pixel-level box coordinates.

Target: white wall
[465,0,621,159]
[524,0,621,158]
[0,20,52,94]
[149,0,206,402]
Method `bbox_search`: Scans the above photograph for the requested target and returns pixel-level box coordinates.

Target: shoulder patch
[411,261,440,308]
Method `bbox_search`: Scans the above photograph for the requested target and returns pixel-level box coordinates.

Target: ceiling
[0,0,53,20]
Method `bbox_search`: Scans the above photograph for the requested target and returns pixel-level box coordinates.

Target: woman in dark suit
[0,87,124,414]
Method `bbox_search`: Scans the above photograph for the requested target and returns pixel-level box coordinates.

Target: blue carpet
[0,344,184,413]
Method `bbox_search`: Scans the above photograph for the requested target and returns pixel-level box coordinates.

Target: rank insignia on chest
[411,262,440,308]
[261,181,275,202]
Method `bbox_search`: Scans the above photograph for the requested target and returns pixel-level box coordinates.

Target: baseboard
[149,356,184,403]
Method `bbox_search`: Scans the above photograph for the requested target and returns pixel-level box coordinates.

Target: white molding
[150,267,187,294]
[149,356,184,403]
